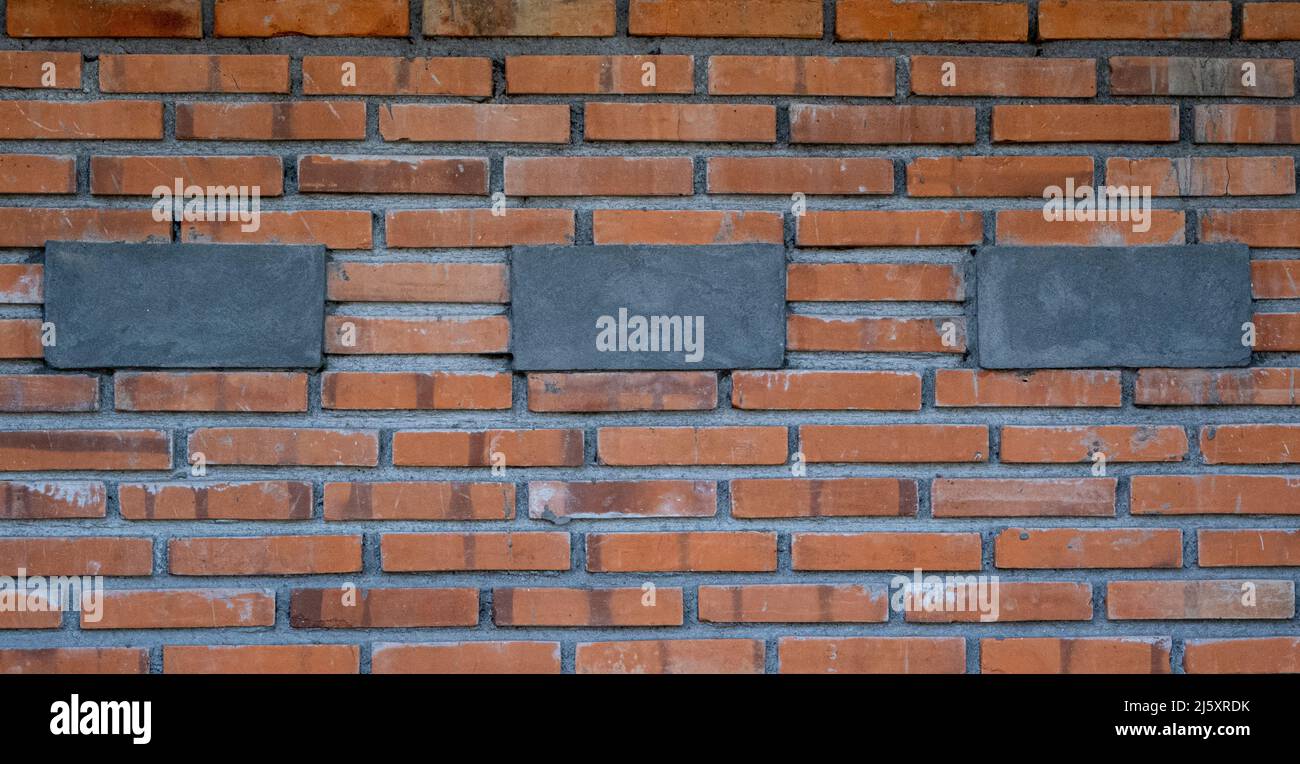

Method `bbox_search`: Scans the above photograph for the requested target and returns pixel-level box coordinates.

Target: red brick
[0,265,41,303]
[372,642,560,674]
[1200,530,1300,567]
[386,209,574,248]
[796,210,982,246]
[1132,475,1300,516]
[324,482,514,521]
[1108,580,1294,620]
[0,320,42,358]
[1201,424,1300,464]
[995,210,1186,246]
[322,371,512,410]
[290,588,478,628]
[1184,638,1300,673]
[183,210,372,249]
[164,645,359,674]
[302,56,492,96]
[932,478,1117,518]
[393,429,583,467]
[732,370,921,411]
[86,589,274,629]
[119,481,312,521]
[383,533,570,572]
[786,263,963,301]
[215,0,409,37]
[91,155,284,196]
[506,157,692,196]
[425,0,615,36]
[188,428,378,467]
[1254,262,1300,299]
[587,532,777,572]
[1195,106,1300,144]
[1108,157,1295,197]
[528,480,716,520]
[730,478,918,518]
[100,54,289,93]
[577,639,764,674]
[792,532,982,571]
[699,584,887,623]
[1256,313,1300,352]
[911,56,1095,97]
[1243,2,1300,40]
[1000,425,1189,463]
[170,535,361,575]
[586,103,775,143]
[380,104,570,143]
[1110,57,1294,98]
[0,51,82,88]
[907,156,1094,197]
[528,372,716,412]
[708,157,893,195]
[494,587,681,626]
[593,210,782,245]
[982,637,1171,674]
[115,372,306,413]
[936,370,1121,407]
[996,528,1182,569]
[0,648,147,674]
[906,582,1093,623]
[1202,210,1300,247]
[597,426,787,466]
[1136,368,1300,405]
[708,56,893,96]
[508,55,693,94]
[838,0,1026,41]
[177,101,365,141]
[0,374,97,412]
[0,604,60,629]
[0,155,76,194]
[299,155,487,195]
[323,316,508,354]
[0,481,105,520]
[799,424,988,463]
[0,209,168,247]
[630,0,822,38]
[0,430,171,471]
[1040,0,1231,40]
[780,637,965,674]
[7,0,201,37]
[993,105,1179,142]
[0,537,151,575]
[791,105,976,144]
[327,263,507,302]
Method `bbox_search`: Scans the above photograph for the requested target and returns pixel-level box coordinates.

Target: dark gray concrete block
[977,245,1252,369]
[43,242,325,369]
[510,245,786,370]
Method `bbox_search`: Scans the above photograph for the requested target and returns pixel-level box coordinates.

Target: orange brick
[1136,368,1300,405]
[792,532,982,571]
[327,263,507,302]
[528,372,716,412]
[1242,2,1300,40]
[1253,262,1300,299]
[936,370,1121,407]
[797,210,982,246]
[0,51,82,88]
[1195,106,1300,144]
[323,316,508,354]
[1200,530,1300,567]
[169,535,361,575]
[506,157,693,196]
[115,372,305,413]
[597,426,787,466]
[507,55,693,94]
[91,155,284,196]
[699,584,887,623]
[0,265,41,303]
[322,371,511,410]
[372,642,560,674]
[905,582,1093,623]
[799,424,988,463]
[995,210,1186,246]
[982,637,1171,674]
[188,428,378,467]
[586,103,776,142]
[0,537,151,575]
[1039,0,1231,40]
[587,532,777,572]
[0,481,105,519]
[730,478,918,518]
[0,320,43,358]
[630,0,822,38]
[780,637,966,674]
[996,528,1182,569]
[393,429,583,467]
[1108,580,1294,619]
[708,157,893,195]
[932,478,1117,518]
[380,104,570,143]
[0,209,168,248]
[214,0,409,37]
[907,156,1094,197]
[299,155,487,195]
[182,210,372,249]
[528,480,716,520]
[324,482,514,521]
[1110,57,1294,98]
[386,209,574,248]
[177,101,365,140]
[786,263,963,301]
[1184,638,1300,673]
[0,374,97,412]
[577,639,764,674]
[100,54,289,93]
[993,105,1179,142]
[1132,475,1300,515]
[791,105,976,144]
[0,430,171,471]
[120,481,312,521]
[0,155,76,194]
[494,587,682,626]
[0,648,147,674]
[708,56,893,96]
[164,645,359,674]
[732,370,921,411]
[593,210,782,245]
[911,56,1095,97]
[1256,313,1300,352]
[1107,157,1295,197]
[1201,424,1300,464]
[425,0,615,36]
[1000,425,1189,463]
[838,0,1026,41]
[302,56,492,96]
[1202,210,1300,247]
[86,589,274,629]
[382,533,570,572]
[290,588,478,628]
[7,0,201,37]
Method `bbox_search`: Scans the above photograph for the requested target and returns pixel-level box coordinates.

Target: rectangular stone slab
[977,245,1252,369]
[43,242,325,369]
[511,245,786,370]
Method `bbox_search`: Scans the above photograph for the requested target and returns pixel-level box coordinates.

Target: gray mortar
[0,0,1296,675]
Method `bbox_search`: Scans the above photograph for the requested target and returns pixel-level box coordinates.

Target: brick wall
[1,0,1298,675]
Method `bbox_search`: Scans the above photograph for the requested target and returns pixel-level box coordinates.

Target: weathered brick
[100,54,289,93]
[425,0,615,36]
[1107,157,1295,196]
[1001,425,1189,463]
[91,155,284,196]
[327,263,507,303]
[796,210,982,246]
[730,478,918,518]
[1110,57,1294,98]
[780,637,966,674]
[86,589,274,629]
[587,532,777,572]
[214,0,409,37]
[290,588,478,628]
[324,482,514,521]
[383,532,570,572]
[993,105,1179,142]
[792,105,976,144]
[0,51,81,88]
[302,56,492,95]
[393,429,583,467]
[1201,424,1300,464]
[586,103,775,142]
[1242,2,1300,40]
[786,264,962,301]
[1255,313,1300,351]
[169,535,361,575]
[732,370,921,411]
[699,584,888,623]
[0,647,147,674]
[380,104,570,143]
[907,156,1094,197]
[494,587,681,626]
[299,155,488,194]
[0,481,105,520]
[708,157,893,195]
[0,102,162,140]
[177,101,366,140]
[576,639,764,674]
[1195,106,1300,144]
[508,55,693,94]
[372,642,560,674]
[0,537,151,575]
[593,210,782,245]
[528,480,716,521]
[1200,530,1300,567]
[597,426,787,466]
[837,0,1027,41]
[982,637,1171,674]
[7,0,201,37]
[995,210,1186,246]
[1201,209,1300,247]
[528,372,716,412]
[709,56,893,96]
[323,316,509,354]
[799,424,988,463]
[386,209,574,248]
[792,532,982,571]
[120,481,312,521]
[912,56,1095,97]
[0,374,97,412]
[164,645,359,674]
[0,430,171,471]
[1136,368,1300,405]
[182,210,370,248]
[995,528,1182,569]
[0,155,76,194]
[1253,262,1300,299]
[1040,0,1231,40]
[322,371,511,410]
[936,370,1121,407]
[0,266,41,303]
[115,372,305,413]
[1184,637,1300,673]
[188,428,378,467]
[1132,475,1300,515]
[630,0,821,38]
[505,157,693,196]
[1108,580,1294,620]
[932,478,1117,517]
[905,582,1093,623]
